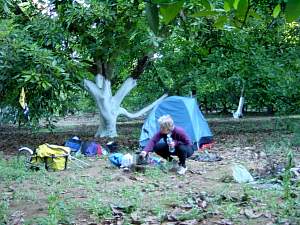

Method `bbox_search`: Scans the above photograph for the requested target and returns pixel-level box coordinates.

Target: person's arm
[143,132,162,153]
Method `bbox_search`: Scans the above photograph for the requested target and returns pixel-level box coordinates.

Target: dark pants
[153,142,194,167]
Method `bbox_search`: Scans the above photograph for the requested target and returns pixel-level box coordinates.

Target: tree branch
[131,55,149,79]
[102,78,112,98]
[113,77,137,107]
[118,94,168,118]
[240,2,252,29]
[83,79,104,100]
[95,74,104,89]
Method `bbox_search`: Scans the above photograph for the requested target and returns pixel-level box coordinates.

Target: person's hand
[168,141,175,148]
[140,151,147,158]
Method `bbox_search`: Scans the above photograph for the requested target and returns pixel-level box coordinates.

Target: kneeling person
[140,115,194,175]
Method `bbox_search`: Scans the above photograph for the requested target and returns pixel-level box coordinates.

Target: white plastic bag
[121,153,133,168]
[231,164,254,183]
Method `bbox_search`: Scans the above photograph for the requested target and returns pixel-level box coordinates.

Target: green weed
[0,156,32,182]
[113,186,142,213]
[102,174,114,182]
[291,123,300,146]
[85,195,112,220]
[159,191,183,207]
[177,208,204,221]
[220,202,240,219]
[47,193,73,224]
[12,190,38,202]
[28,192,73,225]
[0,200,8,225]
[150,205,166,219]
[144,166,168,180]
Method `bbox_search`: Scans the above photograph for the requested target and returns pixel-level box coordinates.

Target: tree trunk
[84,74,167,137]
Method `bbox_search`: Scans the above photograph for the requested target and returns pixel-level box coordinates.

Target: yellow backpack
[31,144,70,171]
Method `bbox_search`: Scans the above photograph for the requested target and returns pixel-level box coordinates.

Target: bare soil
[0,115,299,225]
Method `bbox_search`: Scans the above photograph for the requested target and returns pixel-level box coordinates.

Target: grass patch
[24,192,74,225]
[85,194,112,221]
[0,199,8,225]
[1,116,300,224]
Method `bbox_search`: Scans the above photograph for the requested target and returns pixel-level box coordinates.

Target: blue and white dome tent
[139,96,213,149]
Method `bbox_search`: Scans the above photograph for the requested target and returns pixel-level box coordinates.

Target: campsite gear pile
[139,96,213,149]
[64,136,81,154]
[106,141,118,153]
[17,136,109,172]
[18,144,75,171]
[109,151,162,171]
[190,151,223,162]
[18,143,90,171]
[31,144,70,171]
[134,152,162,166]
[108,153,136,168]
[18,137,125,172]
[64,136,103,157]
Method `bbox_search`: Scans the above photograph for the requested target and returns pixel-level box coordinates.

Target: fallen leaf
[178,219,198,225]
[166,208,183,221]
[130,212,141,224]
[129,175,144,181]
[244,208,263,219]
[8,210,24,225]
[180,204,193,210]
[198,200,207,209]
[263,211,272,218]
[217,219,233,225]
[142,215,160,224]
[189,169,203,175]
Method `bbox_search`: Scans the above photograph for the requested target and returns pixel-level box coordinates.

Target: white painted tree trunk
[84,74,167,137]
[233,96,245,119]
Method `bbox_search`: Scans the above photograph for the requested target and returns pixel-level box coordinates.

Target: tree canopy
[1,0,300,129]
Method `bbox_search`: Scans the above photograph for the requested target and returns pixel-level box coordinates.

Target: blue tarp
[139,96,213,148]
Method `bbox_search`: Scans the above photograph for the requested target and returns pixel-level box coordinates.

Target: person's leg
[176,144,194,167]
[153,142,173,161]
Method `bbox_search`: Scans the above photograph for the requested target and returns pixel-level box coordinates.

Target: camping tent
[139,96,213,148]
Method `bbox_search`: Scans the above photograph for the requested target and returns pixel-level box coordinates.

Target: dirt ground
[0,116,299,225]
[1,114,298,156]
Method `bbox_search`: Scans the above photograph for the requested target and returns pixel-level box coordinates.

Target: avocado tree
[1,0,168,136]
[53,0,168,137]
[142,0,300,114]
[0,0,87,126]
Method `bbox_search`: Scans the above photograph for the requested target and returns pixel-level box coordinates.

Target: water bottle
[166,134,175,153]
[148,156,162,165]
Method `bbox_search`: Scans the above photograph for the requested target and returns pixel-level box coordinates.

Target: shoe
[177,166,187,175]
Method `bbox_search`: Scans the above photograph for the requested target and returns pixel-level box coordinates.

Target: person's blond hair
[158,115,174,131]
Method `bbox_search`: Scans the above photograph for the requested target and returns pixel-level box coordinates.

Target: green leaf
[193,10,218,17]
[145,3,159,35]
[272,4,281,18]
[285,0,300,22]
[152,0,174,3]
[23,75,32,82]
[236,0,248,19]
[214,16,227,28]
[248,9,261,20]
[226,0,235,8]
[3,1,12,14]
[200,0,211,11]
[160,0,184,24]
[224,1,231,12]
[233,0,240,10]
